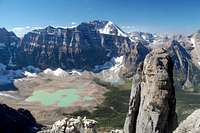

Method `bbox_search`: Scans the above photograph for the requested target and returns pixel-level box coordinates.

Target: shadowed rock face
[121,42,149,78]
[0,104,40,133]
[0,28,20,66]
[124,48,177,133]
[124,63,143,133]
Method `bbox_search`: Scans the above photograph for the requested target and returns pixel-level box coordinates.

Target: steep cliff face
[121,42,149,78]
[0,28,20,67]
[167,40,193,91]
[1,22,200,92]
[16,21,132,70]
[124,64,143,133]
[124,48,177,133]
[168,39,200,92]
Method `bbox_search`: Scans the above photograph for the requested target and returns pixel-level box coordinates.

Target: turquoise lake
[26,89,93,107]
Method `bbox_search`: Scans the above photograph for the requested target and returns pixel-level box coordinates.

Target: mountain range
[0,20,200,91]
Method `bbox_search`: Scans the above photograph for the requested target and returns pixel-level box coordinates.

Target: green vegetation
[66,79,132,131]
[176,90,200,122]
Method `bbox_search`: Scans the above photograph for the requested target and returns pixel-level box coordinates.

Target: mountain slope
[0,28,20,67]
[16,21,132,70]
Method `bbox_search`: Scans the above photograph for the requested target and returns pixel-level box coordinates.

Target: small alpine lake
[26,88,93,107]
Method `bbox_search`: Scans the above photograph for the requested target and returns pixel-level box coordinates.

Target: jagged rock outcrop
[124,63,143,133]
[174,109,200,133]
[38,116,97,133]
[124,48,177,133]
[0,104,40,133]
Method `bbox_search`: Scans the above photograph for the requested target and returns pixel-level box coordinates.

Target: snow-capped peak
[99,21,128,37]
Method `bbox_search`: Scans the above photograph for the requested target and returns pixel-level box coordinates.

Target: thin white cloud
[12,24,78,37]
[121,25,135,29]
[71,22,77,25]
[12,26,43,37]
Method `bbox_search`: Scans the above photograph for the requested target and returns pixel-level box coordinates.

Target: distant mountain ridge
[1,20,200,91]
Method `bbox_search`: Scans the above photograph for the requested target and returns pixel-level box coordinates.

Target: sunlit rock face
[124,48,177,133]
[174,109,200,133]
[38,116,97,133]
[190,31,200,69]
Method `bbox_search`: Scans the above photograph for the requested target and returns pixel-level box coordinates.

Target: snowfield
[99,21,128,37]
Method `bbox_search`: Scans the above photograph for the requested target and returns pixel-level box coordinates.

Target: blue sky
[0,0,200,36]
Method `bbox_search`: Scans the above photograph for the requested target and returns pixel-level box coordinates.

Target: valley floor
[0,70,199,131]
[0,72,107,125]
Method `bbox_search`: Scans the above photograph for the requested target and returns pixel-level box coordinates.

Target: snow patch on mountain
[109,56,124,71]
[96,56,125,85]
[69,70,82,76]
[24,71,37,77]
[99,21,128,37]
[53,68,68,77]
[43,68,69,77]
[43,68,82,77]
[191,37,196,48]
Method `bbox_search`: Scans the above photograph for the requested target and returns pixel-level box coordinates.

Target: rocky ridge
[1,21,200,92]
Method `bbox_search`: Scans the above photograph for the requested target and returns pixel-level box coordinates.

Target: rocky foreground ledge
[38,117,97,133]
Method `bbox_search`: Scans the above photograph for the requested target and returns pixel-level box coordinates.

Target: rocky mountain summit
[0,21,200,87]
[124,48,177,133]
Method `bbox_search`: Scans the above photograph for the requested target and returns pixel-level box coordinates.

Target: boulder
[38,116,97,133]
